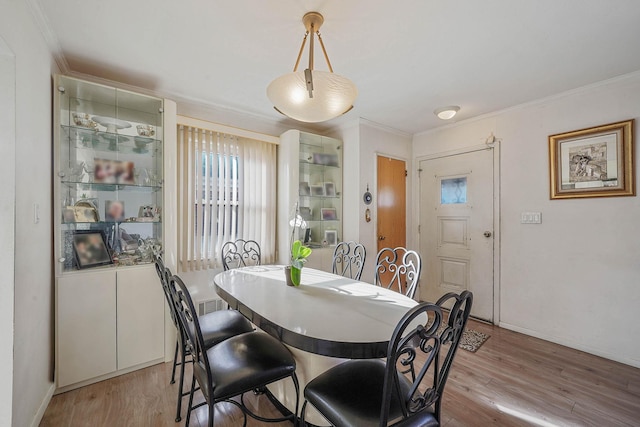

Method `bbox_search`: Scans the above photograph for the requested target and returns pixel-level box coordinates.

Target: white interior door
[419,148,494,321]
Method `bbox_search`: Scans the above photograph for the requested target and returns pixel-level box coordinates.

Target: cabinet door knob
[483,231,492,238]
[378,235,386,241]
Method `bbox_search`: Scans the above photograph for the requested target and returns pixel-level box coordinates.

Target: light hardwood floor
[40,320,640,426]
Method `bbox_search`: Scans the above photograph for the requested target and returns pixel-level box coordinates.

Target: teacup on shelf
[72,112,97,130]
[136,124,155,137]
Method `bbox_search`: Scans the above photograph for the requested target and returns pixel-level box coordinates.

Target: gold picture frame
[549,119,635,199]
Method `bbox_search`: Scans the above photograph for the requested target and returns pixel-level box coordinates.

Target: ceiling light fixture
[434,106,460,120]
[267,12,357,123]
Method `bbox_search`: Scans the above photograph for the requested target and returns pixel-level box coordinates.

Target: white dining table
[212,265,418,425]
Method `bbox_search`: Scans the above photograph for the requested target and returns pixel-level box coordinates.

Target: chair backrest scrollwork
[332,241,366,281]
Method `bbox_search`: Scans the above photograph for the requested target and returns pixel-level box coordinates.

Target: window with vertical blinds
[177,124,276,272]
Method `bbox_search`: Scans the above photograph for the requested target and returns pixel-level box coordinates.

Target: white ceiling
[38,0,640,135]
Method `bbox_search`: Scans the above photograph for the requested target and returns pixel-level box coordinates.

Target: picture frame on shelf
[324,230,338,246]
[94,158,135,185]
[105,200,125,222]
[549,119,635,199]
[324,182,336,197]
[299,181,311,196]
[321,207,337,221]
[138,205,159,222]
[72,205,98,223]
[72,230,113,269]
[310,185,325,197]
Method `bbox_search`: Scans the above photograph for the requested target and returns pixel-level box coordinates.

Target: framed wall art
[549,119,635,199]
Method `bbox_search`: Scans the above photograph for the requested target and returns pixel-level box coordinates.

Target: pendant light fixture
[267,12,357,123]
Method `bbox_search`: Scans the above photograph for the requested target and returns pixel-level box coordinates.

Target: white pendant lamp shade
[267,70,357,123]
[267,11,357,123]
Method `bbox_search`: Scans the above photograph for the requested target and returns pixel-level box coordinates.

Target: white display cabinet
[53,75,175,392]
[277,130,343,271]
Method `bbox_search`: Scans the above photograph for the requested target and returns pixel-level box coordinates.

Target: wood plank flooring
[40,320,640,426]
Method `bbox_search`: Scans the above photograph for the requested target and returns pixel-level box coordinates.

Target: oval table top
[212,266,418,359]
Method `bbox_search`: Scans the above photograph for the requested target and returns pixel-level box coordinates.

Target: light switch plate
[521,212,541,224]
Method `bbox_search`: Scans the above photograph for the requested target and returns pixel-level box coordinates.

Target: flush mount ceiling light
[434,106,460,120]
[267,12,357,123]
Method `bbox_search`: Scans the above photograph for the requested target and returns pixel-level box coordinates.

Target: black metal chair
[332,241,366,281]
[154,259,254,422]
[374,247,422,299]
[221,239,261,271]
[301,291,473,427]
[170,275,300,427]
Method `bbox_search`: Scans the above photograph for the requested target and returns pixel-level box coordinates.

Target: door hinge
[418,225,421,233]
[405,170,408,177]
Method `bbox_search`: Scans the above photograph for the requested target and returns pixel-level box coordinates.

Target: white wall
[0,36,16,427]
[334,119,413,283]
[413,72,640,368]
[1,0,58,425]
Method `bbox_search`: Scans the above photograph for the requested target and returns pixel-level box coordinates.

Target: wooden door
[419,148,494,321]
[377,155,406,252]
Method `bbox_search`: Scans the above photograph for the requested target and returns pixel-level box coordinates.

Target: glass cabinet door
[297,132,342,248]
[56,76,164,272]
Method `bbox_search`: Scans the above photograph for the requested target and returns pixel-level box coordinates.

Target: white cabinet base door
[116,266,165,370]
[57,270,117,388]
[419,148,494,321]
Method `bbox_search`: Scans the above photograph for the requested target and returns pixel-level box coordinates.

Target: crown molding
[25,0,69,73]
[358,117,412,139]
[414,69,640,138]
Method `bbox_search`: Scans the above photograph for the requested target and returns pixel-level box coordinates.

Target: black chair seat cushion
[193,309,254,350]
[194,331,296,402]
[305,359,435,427]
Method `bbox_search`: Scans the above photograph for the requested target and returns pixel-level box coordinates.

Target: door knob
[483,231,492,238]
[378,235,386,241]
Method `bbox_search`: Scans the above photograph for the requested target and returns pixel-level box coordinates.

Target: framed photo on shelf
[105,200,125,222]
[321,207,337,221]
[94,158,135,185]
[138,205,159,221]
[549,119,635,199]
[310,185,325,197]
[72,206,98,223]
[324,230,338,246]
[72,230,113,269]
[324,182,336,197]
[299,181,311,196]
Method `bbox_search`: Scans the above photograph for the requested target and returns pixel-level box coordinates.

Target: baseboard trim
[54,358,164,395]
[498,321,640,369]
[30,383,55,427]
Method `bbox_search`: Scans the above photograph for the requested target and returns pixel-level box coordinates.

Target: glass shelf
[60,181,162,192]
[61,125,161,156]
[61,220,161,226]
[299,161,340,170]
[299,194,341,199]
